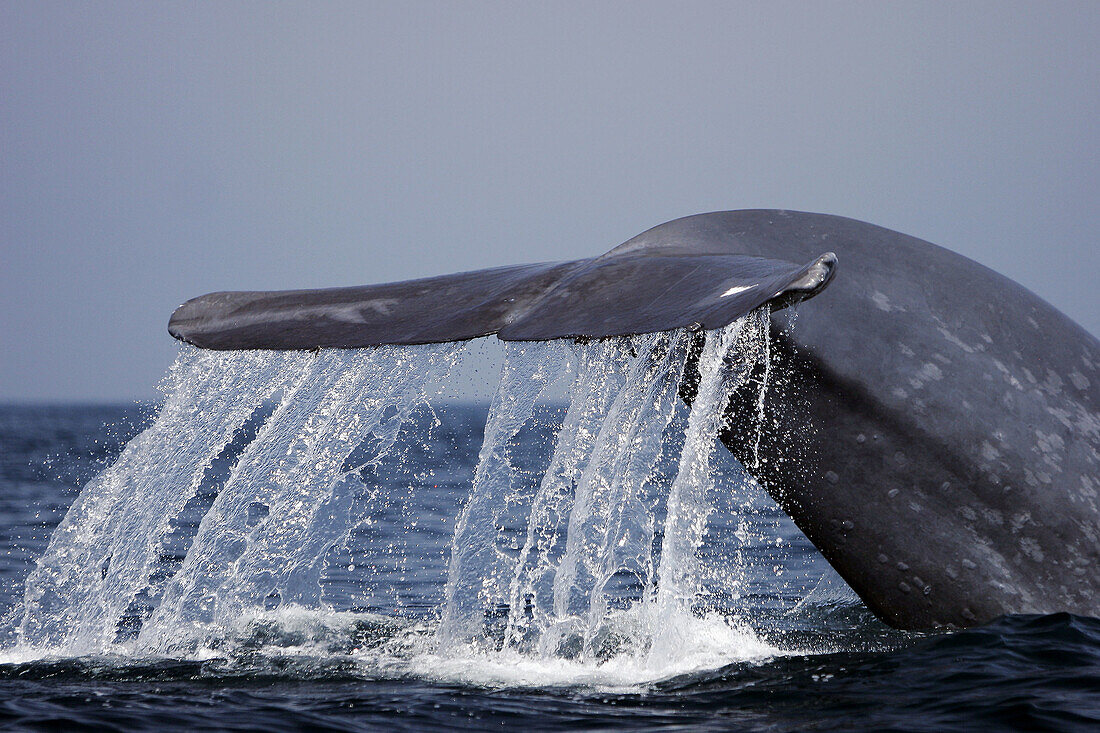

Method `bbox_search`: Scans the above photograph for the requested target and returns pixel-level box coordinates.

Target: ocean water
[0,327,1098,731]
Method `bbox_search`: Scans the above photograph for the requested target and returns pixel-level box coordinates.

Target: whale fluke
[168,241,835,350]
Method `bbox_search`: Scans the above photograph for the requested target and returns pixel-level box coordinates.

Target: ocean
[0,329,1098,731]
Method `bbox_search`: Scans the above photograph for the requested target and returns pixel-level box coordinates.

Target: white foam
[407,624,775,692]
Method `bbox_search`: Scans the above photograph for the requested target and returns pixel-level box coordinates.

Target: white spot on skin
[720,284,756,298]
[1045,406,1076,432]
[981,441,1001,461]
[937,327,976,354]
[990,359,1025,390]
[1020,538,1045,562]
[1035,430,1065,455]
[871,291,894,311]
[328,300,397,321]
[919,363,944,381]
[1069,370,1090,391]
[1081,476,1097,499]
[909,362,945,390]
[361,299,398,316]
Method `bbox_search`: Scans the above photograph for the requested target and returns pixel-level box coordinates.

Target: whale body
[169,210,1100,630]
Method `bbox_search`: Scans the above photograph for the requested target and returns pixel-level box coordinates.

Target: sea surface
[0,402,1098,732]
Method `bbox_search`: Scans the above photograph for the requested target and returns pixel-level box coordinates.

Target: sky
[2,1,1099,402]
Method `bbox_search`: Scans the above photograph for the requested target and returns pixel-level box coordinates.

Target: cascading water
[648,315,768,666]
[140,344,463,651]
[8,312,788,684]
[18,349,310,652]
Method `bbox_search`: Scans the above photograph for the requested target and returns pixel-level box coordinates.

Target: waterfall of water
[439,313,772,662]
[17,343,462,655]
[140,344,462,652]
[510,331,691,658]
[14,311,773,672]
[435,340,576,648]
[648,312,768,666]
[18,349,308,652]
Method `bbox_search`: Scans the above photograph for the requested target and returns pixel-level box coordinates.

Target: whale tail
[168,223,836,350]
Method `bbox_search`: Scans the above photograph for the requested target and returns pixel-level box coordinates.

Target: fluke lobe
[169,209,1100,630]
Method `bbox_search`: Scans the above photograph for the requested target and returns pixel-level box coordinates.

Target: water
[0,318,1098,730]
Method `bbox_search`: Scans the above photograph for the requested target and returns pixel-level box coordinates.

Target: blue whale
[169,209,1100,630]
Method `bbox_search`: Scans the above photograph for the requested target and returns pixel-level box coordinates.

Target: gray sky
[2,1,1098,402]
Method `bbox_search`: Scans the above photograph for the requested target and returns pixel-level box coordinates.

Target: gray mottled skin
[662,210,1098,629]
[169,209,1099,630]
